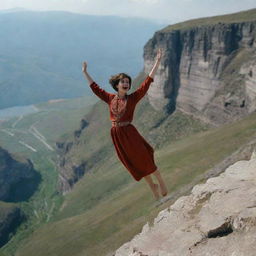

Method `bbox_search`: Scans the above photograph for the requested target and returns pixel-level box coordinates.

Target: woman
[82,49,168,200]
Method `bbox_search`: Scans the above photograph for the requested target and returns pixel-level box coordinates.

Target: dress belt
[112,121,131,127]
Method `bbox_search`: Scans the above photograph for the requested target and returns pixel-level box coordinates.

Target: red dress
[89,76,157,181]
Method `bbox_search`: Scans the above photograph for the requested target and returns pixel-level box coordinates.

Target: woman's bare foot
[152,170,168,197]
[153,183,160,200]
[160,183,168,197]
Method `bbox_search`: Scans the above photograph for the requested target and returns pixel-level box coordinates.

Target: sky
[0,0,256,23]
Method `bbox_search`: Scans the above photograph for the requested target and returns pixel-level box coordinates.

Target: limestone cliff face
[55,141,88,194]
[115,151,256,256]
[144,21,256,125]
[55,103,111,194]
[55,118,92,193]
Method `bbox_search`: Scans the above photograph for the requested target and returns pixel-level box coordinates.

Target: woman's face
[117,77,130,93]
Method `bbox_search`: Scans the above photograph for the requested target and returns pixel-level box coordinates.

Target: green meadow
[9,111,256,256]
[0,96,94,255]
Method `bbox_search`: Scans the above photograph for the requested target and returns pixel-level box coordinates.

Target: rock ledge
[115,152,256,256]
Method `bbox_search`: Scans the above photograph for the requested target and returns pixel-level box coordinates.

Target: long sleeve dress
[89,76,157,181]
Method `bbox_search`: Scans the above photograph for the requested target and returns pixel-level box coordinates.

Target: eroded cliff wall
[144,20,256,125]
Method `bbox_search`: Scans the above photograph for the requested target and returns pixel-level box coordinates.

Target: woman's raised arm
[82,61,111,104]
[131,49,162,103]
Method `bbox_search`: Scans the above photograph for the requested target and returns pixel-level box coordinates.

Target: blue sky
[1,0,256,23]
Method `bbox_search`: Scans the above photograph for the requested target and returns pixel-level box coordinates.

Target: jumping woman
[82,49,168,200]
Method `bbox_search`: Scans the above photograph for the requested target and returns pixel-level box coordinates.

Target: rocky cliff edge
[115,149,256,256]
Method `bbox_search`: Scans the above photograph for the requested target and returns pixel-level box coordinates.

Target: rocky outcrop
[55,117,91,193]
[115,151,256,256]
[144,17,256,125]
[56,151,87,193]
[55,106,111,193]
[0,147,41,202]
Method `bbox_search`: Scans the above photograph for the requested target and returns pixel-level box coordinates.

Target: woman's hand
[82,61,87,73]
[156,48,163,62]
[149,48,163,78]
[82,61,94,85]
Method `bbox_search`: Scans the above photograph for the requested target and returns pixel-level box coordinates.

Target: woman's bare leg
[152,170,168,196]
[144,175,160,200]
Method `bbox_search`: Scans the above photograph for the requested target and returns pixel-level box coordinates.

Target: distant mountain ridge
[0,10,163,109]
[0,8,27,13]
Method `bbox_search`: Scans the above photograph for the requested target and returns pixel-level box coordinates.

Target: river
[0,105,39,120]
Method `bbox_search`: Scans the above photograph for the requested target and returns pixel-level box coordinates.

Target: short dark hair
[109,73,132,92]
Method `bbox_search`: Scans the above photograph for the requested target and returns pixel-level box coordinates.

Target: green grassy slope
[13,111,256,256]
[0,97,94,254]
[161,8,256,32]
